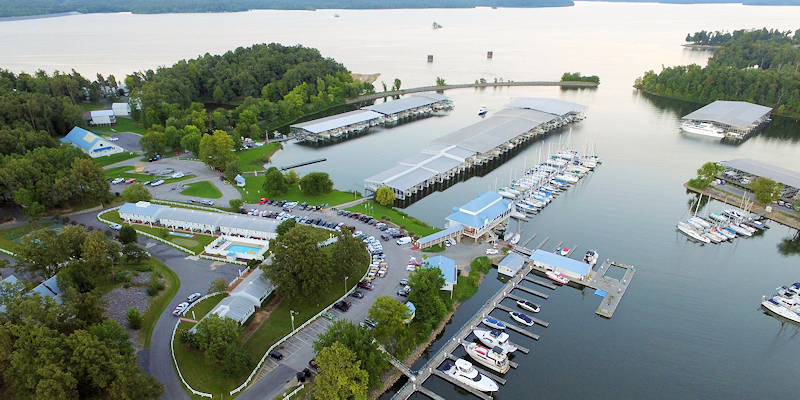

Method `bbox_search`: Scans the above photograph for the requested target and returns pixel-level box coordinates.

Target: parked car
[200,200,214,206]
[109,223,122,230]
[111,178,125,185]
[399,279,409,286]
[172,302,189,316]
[363,318,378,329]
[351,291,364,299]
[269,350,283,361]
[258,198,269,205]
[333,300,351,311]
[397,285,411,297]
[486,248,499,255]
[187,293,202,303]
[150,179,165,187]
[109,137,119,141]
[172,171,185,179]
[309,359,319,371]
[357,281,374,291]
[124,178,136,184]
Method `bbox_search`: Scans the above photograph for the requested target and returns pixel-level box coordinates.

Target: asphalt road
[107,132,143,153]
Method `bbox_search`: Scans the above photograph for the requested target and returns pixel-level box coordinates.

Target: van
[396,237,412,245]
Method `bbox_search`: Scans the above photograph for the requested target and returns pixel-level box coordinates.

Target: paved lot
[107,132,143,153]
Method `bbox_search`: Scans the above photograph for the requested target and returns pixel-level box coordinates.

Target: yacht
[583,250,598,266]
[516,299,540,313]
[546,271,570,285]
[680,121,725,138]
[439,359,499,392]
[478,106,488,116]
[482,317,506,330]
[676,221,711,243]
[462,342,510,374]
[510,311,534,326]
[473,329,517,353]
[762,283,800,324]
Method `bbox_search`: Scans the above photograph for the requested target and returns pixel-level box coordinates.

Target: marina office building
[681,100,772,140]
[364,97,586,204]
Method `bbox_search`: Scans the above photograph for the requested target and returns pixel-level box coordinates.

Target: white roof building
[111,102,131,117]
[90,109,116,126]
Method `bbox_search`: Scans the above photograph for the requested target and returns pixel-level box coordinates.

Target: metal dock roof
[432,114,541,153]
[362,93,450,116]
[721,158,800,189]
[290,109,383,134]
[365,144,476,191]
[682,101,772,129]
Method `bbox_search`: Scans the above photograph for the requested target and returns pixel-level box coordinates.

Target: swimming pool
[226,244,262,254]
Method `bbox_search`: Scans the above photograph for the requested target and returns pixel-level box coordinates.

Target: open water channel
[2,3,800,398]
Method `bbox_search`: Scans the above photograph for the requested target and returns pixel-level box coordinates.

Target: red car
[258,198,269,205]
[357,281,374,290]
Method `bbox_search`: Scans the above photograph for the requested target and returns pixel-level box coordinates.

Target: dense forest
[561,72,600,83]
[634,28,800,116]
[0,0,572,18]
[686,28,800,46]
[128,43,374,168]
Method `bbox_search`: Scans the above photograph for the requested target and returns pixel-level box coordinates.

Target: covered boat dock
[682,100,772,140]
[289,109,382,141]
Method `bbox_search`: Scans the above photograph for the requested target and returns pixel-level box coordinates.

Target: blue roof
[30,275,63,304]
[528,249,591,276]
[405,301,416,313]
[417,224,464,246]
[234,174,246,183]
[60,126,104,152]
[446,192,511,230]
[425,255,457,284]
[499,253,525,272]
[119,202,166,218]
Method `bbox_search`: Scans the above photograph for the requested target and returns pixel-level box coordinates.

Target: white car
[111,178,125,185]
[172,302,189,316]
[172,172,185,179]
[406,264,417,271]
[109,223,122,230]
[109,137,119,141]
[187,293,202,303]
[151,179,165,186]
[485,248,499,255]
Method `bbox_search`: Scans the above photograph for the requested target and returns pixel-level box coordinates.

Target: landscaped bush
[147,271,165,296]
[114,271,133,284]
[127,308,143,330]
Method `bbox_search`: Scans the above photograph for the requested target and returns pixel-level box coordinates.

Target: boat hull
[463,343,510,374]
[761,299,800,324]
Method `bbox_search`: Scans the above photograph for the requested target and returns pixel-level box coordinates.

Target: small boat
[560,247,570,256]
[482,317,506,330]
[546,271,569,285]
[509,311,534,326]
[462,342,510,374]
[478,106,488,116]
[762,283,800,324]
[473,329,517,353]
[725,224,752,237]
[439,359,499,392]
[516,299,540,313]
[583,250,598,266]
[676,221,711,244]
[509,233,521,245]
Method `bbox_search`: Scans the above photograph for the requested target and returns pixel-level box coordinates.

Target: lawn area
[346,200,439,237]
[93,151,139,167]
[238,142,282,170]
[105,166,194,184]
[452,256,492,302]
[0,221,55,254]
[90,116,148,135]
[423,243,446,253]
[101,211,215,255]
[184,293,226,322]
[180,181,223,199]
[77,102,107,113]
[173,322,244,399]
[142,258,180,348]
[237,176,360,206]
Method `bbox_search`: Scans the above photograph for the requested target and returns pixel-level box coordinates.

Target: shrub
[127,308,143,330]
[114,271,132,284]
[222,344,255,378]
[132,263,153,272]
[147,272,165,296]
[179,330,199,347]
[208,278,229,294]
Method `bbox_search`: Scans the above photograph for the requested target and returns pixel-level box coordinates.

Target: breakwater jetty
[348,81,599,104]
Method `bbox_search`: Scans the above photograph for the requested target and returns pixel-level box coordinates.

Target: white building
[159,208,222,234]
[60,127,124,158]
[90,110,116,125]
[119,201,167,224]
[219,216,278,240]
[202,269,275,326]
[445,191,512,241]
[112,102,131,117]
[498,253,525,278]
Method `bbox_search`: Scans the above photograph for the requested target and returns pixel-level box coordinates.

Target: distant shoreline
[0,11,81,22]
[681,44,721,50]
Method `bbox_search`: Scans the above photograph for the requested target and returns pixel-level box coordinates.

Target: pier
[512,283,549,299]
[522,275,557,290]
[278,158,326,171]
[347,81,599,104]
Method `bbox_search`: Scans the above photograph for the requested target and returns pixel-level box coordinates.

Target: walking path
[346,81,599,104]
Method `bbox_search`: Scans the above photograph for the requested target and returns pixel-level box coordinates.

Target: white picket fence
[199,254,248,266]
[0,247,16,257]
[96,207,197,255]
[170,292,225,398]
[285,384,305,399]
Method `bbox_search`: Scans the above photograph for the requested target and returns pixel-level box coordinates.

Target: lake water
[3,3,800,398]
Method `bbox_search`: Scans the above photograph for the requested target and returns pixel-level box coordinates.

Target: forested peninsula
[634,28,800,117]
[0,0,572,18]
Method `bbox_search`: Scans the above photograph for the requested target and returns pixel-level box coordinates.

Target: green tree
[751,177,783,204]
[59,260,96,293]
[694,162,724,188]
[299,172,333,196]
[229,198,243,212]
[88,318,134,358]
[314,342,369,400]
[139,131,166,158]
[224,159,242,182]
[126,308,143,330]
[368,296,410,353]
[330,227,369,282]
[275,218,297,236]
[262,226,332,303]
[80,230,121,282]
[15,228,70,278]
[199,130,236,171]
[392,78,402,91]
[208,278,229,294]
[283,169,300,186]
[407,263,447,333]
[71,158,112,205]
[436,77,446,86]
[221,343,255,378]
[262,166,288,196]
[180,126,203,158]
[375,187,395,206]
[118,225,138,245]
[122,183,152,203]
[313,319,388,388]
[194,314,242,364]
[59,225,87,259]
[122,243,149,263]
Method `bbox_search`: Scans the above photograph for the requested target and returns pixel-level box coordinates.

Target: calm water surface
[3,4,800,398]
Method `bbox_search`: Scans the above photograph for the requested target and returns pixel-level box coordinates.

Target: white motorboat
[583,250,598,266]
[560,247,570,256]
[478,106,488,115]
[473,329,517,353]
[509,311,534,326]
[509,233,521,245]
[680,121,725,138]
[516,299,540,313]
[462,342,510,374]
[546,271,569,285]
[482,317,506,330]
[439,359,499,392]
[762,283,800,324]
[676,221,710,243]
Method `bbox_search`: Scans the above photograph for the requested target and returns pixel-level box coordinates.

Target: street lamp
[290,310,299,331]
[344,276,349,294]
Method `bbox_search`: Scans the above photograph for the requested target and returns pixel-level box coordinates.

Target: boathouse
[362,93,452,121]
[290,109,383,141]
[719,158,800,201]
[498,253,526,277]
[682,101,772,139]
[60,127,124,158]
[445,191,512,242]
[528,249,591,281]
[424,255,457,291]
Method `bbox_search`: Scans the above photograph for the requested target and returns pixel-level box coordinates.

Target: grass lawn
[142,258,180,348]
[346,200,439,237]
[422,243,446,253]
[105,166,194,184]
[101,211,215,255]
[0,221,55,254]
[237,176,359,206]
[184,293,226,323]
[452,256,492,302]
[180,181,223,199]
[238,142,282,170]
[173,322,244,398]
[93,151,139,167]
[77,102,107,113]
[90,116,148,135]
